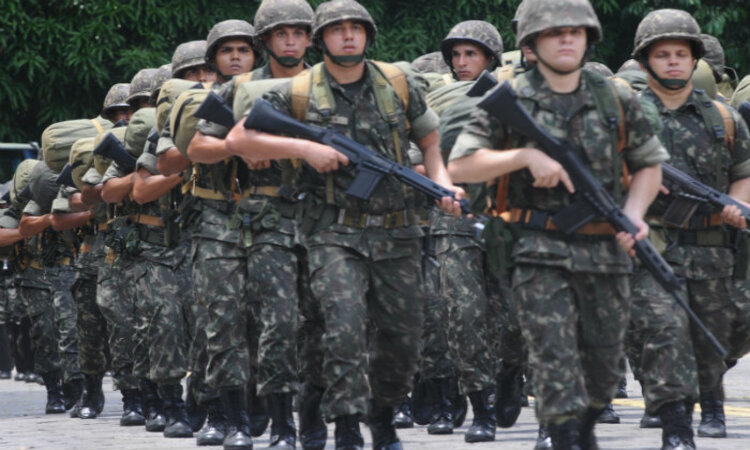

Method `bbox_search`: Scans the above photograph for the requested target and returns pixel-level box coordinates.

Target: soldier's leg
[49,265,83,411]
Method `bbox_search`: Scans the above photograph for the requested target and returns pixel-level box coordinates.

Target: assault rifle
[194,91,472,215]
[477,80,727,357]
[738,101,750,130]
[56,163,76,188]
[93,133,136,173]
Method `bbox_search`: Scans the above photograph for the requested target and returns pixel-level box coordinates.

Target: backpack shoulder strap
[713,100,735,151]
[90,118,104,134]
[372,61,410,114]
[290,66,317,122]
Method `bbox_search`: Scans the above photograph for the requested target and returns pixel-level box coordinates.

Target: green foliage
[2,0,748,143]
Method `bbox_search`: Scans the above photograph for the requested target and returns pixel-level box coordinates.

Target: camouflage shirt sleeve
[728,107,750,182]
[156,119,176,156]
[81,166,103,186]
[405,73,439,140]
[0,207,20,229]
[449,108,505,162]
[51,187,75,214]
[616,83,670,172]
[22,199,43,217]
[136,152,160,176]
[101,162,127,184]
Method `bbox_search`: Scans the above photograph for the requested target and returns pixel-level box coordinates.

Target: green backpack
[42,116,112,173]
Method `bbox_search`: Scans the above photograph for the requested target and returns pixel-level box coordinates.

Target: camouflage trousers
[72,268,109,375]
[513,264,629,422]
[17,267,59,375]
[131,239,193,385]
[727,278,750,364]
[46,264,81,382]
[419,234,454,381]
[96,252,141,390]
[297,249,326,389]
[436,235,496,395]
[307,233,424,420]
[625,266,698,415]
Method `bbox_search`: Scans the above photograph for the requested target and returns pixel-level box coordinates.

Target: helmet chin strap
[263,41,304,68]
[321,40,368,67]
[641,59,696,90]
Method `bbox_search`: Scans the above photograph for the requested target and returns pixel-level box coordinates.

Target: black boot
[494,362,523,428]
[596,403,620,424]
[697,388,726,438]
[77,373,105,419]
[221,386,254,450]
[615,377,628,399]
[197,398,226,446]
[579,407,603,450]
[334,415,363,450]
[367,401,401,450]
[298,382,326,450]
[268,393,296,449]
[548,418,582,450]
[186,374,208,432]
[465,390,496,442]
[426,378,453,435]
[393,398,413,429]
[41,371,66,414]
[409,373,433,426]
[534,423,552,450]
[120,388,146,426]
[159,383,193,438]
[140,378,166,432]
[449,379,468,428]
[247,382,270,437]
[638,380,661,428]
[659,401,695,450]
[64,377,84,416]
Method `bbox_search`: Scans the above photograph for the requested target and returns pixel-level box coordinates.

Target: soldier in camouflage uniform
[447,0,668,448]
[630,9,750,446]
[172,40,217,83]
[206,20,263,83]
[441,20,503,83]
[127,68,159,110]
[700,34,736,100]
[226,1,464,449]
[101,83,133,125]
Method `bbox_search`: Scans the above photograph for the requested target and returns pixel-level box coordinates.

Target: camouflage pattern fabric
[72,268,109,375]
[727,277,750,364]
[17,267,61,375]
[171,40,208,77]
[440,20,503,69]
[46,264,81,383]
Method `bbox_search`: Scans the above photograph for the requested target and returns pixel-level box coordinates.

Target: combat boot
[494,362,523,428]
[367,401,402,450]
[409,374,433,425]
[465,390,496,442]
[615,377,628,399]
[579,407,603,450]
[697,389,726,437]
[158,383,193,437]
[140,378,166,432]
[449,378,468,428]
[186,374,208,432]
[596,403,620,424]
[392,398,413,429]
[427,378,453,435]
[64,377,84,416]
[120,388,146,426]
[220,386,254,450]
[41,371,66,414]
[298,382,326,450]
[268,393,296,449]
[534,423,552,449]
[638,381,662,428]
[196,398,226,446]
[76,373,105,419]
[548,418,582,450]
[247,382,270,437]
[334,414,364,450]
[658,401,695,450]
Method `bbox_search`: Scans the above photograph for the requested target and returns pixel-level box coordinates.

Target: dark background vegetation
[1,0,748,143]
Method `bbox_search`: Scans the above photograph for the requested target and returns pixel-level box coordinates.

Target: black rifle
[738,101,750,129]
[93,133,136,173]
[194,91,472,215]
[1,191,9,203]
[56,163,76,188]
[478,80,727,357]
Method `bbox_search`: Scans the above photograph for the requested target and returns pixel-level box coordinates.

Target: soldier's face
[645,40,695,81]
[451,42,491,81]
[322,20,367,56]
[534,26,587,73]
[263,26,311,60]
[107,107,132,124]
[182,65,218,83]
[215,39,256,75]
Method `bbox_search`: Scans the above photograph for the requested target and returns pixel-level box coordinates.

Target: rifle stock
[56,163,76,188]
[478,81,727,357]
[93,133,136,173]
[194,91,236,129]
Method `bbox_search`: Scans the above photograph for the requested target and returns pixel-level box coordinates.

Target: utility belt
[29,257,73,270]
[336,208,416,229]
[500,208,616,236]
[132,214,168,247]
[184,177,282,202]
[651,212,724,230]
[672,228,737,247]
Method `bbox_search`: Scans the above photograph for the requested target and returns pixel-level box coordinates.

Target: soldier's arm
[157,147,191,175]
[68,192,89,212]
[18,214,52,238]
[50,210,92,231]
[186,132,232,164]
[0,228,24,247]
[132,168,183,205]
[101,173,135,204]
[81,183,103,206]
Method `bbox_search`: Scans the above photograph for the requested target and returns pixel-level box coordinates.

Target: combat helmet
[312,0,376,66]
[632,9,703,90]
[126,68,158,107]
[440,20,503,71]
[205,20,261,66]
[172,40,209,77]
[254,0,313,67]
[102,83,130,116]
[515,0,601,48]
[412,51,450,74]
[150,63,172,103]
[700,34,725,81]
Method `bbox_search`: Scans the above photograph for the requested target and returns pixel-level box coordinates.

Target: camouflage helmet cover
[10,159,39,209]
[411,51,450,74]
[254,0,314,35]
[102,83,131,114]
[584,61,613,77]
[151,63,173,98]
[172,40,209,76]
[691,59,718,99]
[441,20,504,68]
[205,20,258,63]
[617,59,642,73]
[511,0,527,34]
[311,0,377,43]
[127,68,159,104]
[700,34,725,79]
[632,9,704,60]
[515,0,601,48]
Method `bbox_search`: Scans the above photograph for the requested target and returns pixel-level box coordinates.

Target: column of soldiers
[3,1,750,450]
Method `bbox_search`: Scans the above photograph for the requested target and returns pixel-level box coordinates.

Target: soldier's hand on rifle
[721,204,748,229]
[615,213,649,257]
[437,184,467,218]
[303,142,350,173]
[523,149,575,193]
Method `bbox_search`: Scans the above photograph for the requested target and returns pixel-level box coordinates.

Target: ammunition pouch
[103,216,141,257]
[297,196,338,236]
[228,198,280,247]
[482,217,517,278]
